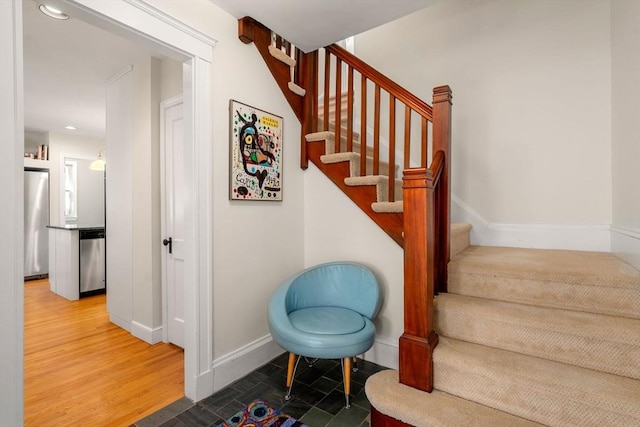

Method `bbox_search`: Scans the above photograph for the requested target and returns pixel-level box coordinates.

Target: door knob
[163,237,173,254]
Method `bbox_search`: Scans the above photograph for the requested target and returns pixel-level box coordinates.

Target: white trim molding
[611,226,640,270]
[480,223,612,252]
[365,336,399,370]
[0,1,25,424]
[124,0,218,50]
[210,334,399,393]
[451,194,489,245]
[452,194,612,252]
[131,321,164,344]
[212,335,284,392]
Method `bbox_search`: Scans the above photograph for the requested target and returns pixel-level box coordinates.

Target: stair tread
[449,246,640,319]
[435,293,640,379]
[267,45,296,67]
[366,370,543,427]
[305,131,333,142]
[434,336,640,426]
[450,246,640,287]
[288,81,306,96]
[372,201,403,213]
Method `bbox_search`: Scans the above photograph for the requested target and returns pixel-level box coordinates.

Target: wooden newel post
[432,85,452,294]
[399,168,438,392]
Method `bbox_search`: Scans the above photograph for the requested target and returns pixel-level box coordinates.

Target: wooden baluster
[323,50,330,133]
[389,95,396,202]
[360,76,367,176]
[400,167,438,392]
[432,86,453,294]
[346,66,354,152]
[373,85,381,175]
[404,105,411,170]
[312,51,319,134]
[335,58,342,154]
[299,50,318,170]
[292,47,300,86]
[421,117,428,168]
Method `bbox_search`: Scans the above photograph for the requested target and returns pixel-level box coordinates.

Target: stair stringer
[306,137,404,247]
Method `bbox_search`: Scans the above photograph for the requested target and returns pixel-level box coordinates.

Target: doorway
[1,1,216,424]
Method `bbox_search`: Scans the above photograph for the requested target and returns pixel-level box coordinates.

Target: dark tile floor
[134,352,387,427]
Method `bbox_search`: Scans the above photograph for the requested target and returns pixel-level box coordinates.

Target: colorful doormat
[216,400,308,427]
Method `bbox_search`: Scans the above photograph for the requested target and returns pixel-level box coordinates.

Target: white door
[161,96,185,348]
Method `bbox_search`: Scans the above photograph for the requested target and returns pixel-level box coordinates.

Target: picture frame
[229,100,284,201]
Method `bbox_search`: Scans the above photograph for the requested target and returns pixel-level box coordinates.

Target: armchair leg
[285,353,301,401]
[341,357,351,408]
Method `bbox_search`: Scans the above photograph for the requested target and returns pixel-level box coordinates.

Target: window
[64,159,77,222]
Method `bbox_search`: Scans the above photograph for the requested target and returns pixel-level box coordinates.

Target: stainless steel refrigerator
[24,168,49,280]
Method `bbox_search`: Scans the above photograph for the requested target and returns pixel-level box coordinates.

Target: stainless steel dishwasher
[79,228,106,297]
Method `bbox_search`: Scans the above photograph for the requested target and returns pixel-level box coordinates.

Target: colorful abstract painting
[230,100,283,201]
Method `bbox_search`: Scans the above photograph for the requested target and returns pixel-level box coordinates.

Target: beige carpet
[366,370,543,427]
[449,246,640,319]
[367,244,640,426]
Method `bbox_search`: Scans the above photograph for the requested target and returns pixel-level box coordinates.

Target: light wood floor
[24,279,184,426]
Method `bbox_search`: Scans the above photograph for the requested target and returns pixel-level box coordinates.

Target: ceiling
[209,0,438,53]
[23,0,437,141]
[22,0,154,139]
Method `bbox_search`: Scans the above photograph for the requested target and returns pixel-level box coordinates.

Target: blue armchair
[268,262,382,408]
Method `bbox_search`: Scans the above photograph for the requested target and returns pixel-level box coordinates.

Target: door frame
[160,94,184,346]
[1,3,218,423]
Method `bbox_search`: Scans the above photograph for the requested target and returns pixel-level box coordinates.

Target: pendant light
[90,150,106,171]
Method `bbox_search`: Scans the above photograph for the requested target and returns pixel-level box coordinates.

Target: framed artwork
[229,100,283,201]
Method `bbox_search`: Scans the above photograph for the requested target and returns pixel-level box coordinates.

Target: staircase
[237,17,640,427]
[367,243,640,426]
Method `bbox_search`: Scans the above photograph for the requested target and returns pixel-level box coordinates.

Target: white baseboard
[109,314,131,333]
[131,321,163,344]
[365,336,398,370]
[611,227,640,270]
[481,223,611,252]
[452,194,612,252]
[451,194,488,245]
[209,334,399,393]
[211,335,284,392]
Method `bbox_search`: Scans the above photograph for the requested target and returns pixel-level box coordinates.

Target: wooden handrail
[326,44,433,120]
[429,150,445,186]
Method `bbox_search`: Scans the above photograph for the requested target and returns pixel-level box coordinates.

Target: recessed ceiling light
[64,125,77,130]
[39,4,69,20]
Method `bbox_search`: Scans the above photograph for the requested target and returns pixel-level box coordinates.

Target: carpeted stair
[366,243,640,426]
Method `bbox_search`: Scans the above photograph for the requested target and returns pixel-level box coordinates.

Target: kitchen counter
[48,225,106,300]
[47,224,105,231]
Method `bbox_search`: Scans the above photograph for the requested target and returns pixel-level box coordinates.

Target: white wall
[47,132,105,226]
[354,0,613,248]
[304,166,404,368]
[145,0,305,367]
[131,56,163,336]
[106,68,134,332]
[611,0,640,270]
